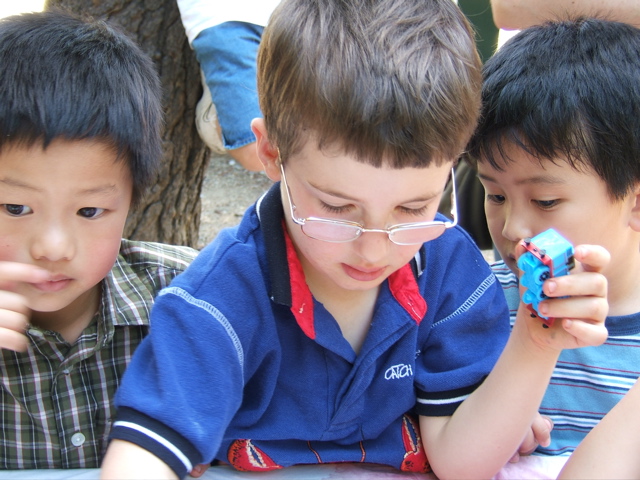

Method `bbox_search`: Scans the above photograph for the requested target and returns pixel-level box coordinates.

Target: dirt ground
[197,152,273,249]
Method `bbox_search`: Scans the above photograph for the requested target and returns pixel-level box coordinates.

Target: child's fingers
[572,244,611,273]
[530,414,553,449]
[561,317,608,348]
[511,414,553,464]
[0,263,46,353]
[543,271,607,299]
[0,290,30,352]
[0,306,30,333]
[516,428,538,458]
[189,464,210,478]
[0,291,29,351]
[0,309,29,352]
[0,290,31,318]
[0,262,51,291]
[538,295,608,322]
[0,328,29,352]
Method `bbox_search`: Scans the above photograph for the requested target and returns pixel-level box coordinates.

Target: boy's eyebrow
[309,181,440,204]
[78,184,118,196]
[0,177,119,195]
[477,172,566,186]
[0,177,38,190]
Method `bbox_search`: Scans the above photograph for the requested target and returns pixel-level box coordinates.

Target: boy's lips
[32,276,72,293]
[342,264,387,282]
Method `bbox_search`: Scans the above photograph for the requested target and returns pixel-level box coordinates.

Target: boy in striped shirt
[468,17,640,456]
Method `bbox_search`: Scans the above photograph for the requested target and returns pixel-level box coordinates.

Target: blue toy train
[517,229,575,326]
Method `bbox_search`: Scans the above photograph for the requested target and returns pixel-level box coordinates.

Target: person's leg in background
[193,21,264,171]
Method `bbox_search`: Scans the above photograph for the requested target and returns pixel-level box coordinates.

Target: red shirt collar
[283,228,427,340]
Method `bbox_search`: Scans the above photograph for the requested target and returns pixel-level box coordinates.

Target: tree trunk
[46,0,208,248]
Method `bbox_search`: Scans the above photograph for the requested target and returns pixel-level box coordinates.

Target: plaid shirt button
[71,432,86,447]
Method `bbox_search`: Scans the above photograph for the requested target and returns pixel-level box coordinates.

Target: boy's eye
[486,194,505,205]
[534,199,559,210]
[3,204,32,216]
[398,205,429,217]
[78,207,105,218]
[320,202,353,215]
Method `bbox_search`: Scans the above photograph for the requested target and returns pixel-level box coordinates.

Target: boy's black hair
[467,17,640,200]
[0,9,162,204]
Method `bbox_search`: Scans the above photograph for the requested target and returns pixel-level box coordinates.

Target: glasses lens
[390,224,446,245]
[302,220,362,243]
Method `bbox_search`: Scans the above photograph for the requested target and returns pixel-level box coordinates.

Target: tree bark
[46,0,208,247]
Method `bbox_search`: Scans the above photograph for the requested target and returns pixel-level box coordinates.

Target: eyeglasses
[279,163,458,245]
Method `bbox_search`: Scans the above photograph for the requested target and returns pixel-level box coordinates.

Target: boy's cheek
[481,205,502,230]
[484,222,510,261]
[502,254,519,275]
[0,241,21,263]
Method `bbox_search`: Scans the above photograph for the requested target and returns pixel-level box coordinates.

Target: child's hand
[517,244,609,351]
[0,262,50,352]
[509,413,553,463]
[189,463,211,477]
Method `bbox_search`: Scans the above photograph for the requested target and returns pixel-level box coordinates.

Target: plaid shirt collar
[101,254,156,328]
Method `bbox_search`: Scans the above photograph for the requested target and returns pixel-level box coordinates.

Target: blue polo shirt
[110,184,509,478]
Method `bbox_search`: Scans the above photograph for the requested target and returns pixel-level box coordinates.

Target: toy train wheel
[533,265,550,285]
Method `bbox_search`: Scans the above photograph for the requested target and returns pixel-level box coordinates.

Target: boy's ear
[628,183,640,232]
[251,118,281,181]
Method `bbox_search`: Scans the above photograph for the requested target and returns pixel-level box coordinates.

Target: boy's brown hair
[257,0,481,168]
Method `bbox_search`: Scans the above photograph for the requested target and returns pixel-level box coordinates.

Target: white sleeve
[177,0,282,44]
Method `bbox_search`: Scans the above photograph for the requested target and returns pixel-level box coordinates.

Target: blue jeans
[192,21,264,150]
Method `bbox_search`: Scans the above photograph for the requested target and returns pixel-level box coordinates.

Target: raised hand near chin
[0,262,51,352]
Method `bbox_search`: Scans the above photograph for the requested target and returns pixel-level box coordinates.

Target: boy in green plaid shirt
[0,10,198,468]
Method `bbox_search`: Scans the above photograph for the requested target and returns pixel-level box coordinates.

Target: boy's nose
[30,223,75,262]
[354,230,390,264]
[502,209,532,244]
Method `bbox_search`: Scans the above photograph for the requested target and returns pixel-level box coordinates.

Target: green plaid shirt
[0,239,198,469]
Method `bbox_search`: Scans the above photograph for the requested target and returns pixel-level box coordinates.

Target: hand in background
[510,413,553,463]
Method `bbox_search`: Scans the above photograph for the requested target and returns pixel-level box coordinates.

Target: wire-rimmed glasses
[279,163,458,245]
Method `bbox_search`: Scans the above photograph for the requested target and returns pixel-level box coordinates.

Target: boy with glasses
[102,1,608,478]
